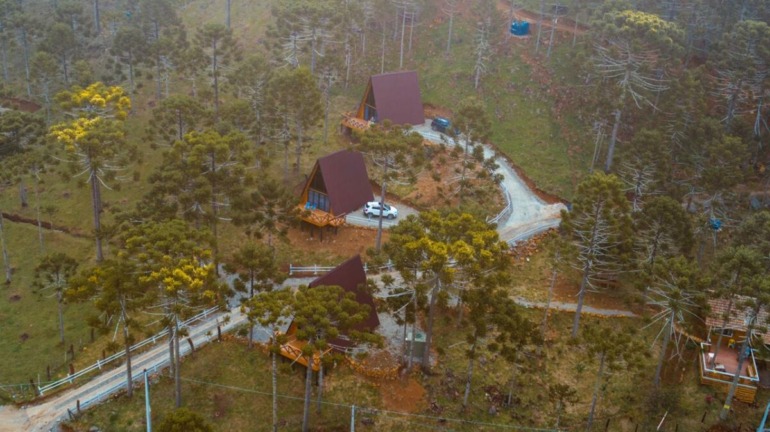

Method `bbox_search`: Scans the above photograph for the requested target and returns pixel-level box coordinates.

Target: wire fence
[289,260,395,276]
[38,306,220,396]
[487,188,513,226]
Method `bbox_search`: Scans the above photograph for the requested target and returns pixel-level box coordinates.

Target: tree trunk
[535,0,545,54]
[0,212,11,284]
[399,8,406,69]
[57,290,65,344]
[422,278,440,369]
[93,0,101,35]
[128,54,135,95]
[462,343,476,408]
[540,267,557,352]
[653,313,674,388]
[1,34,8,82]
[19,182,28,208]
[20,27,31,98]
[174,318,182,407]
[302,353,313,432]
[316,361,323,414]
[604,108,622,173]
[586,352,606,431]
[35,178,44,253]
[571,259,592,338]
[155,54,163,102]
[408,293,416,369]
[711,296,734,368]
[375,171,387,252]
[380,24,386,74]
[212,42,220,122]
[62,53,69,85]
[446,12,454,55]
[546,16,556,58]
[226,0,231,29]
[272,348,278,432]
[720,312,755,420]
[90,169,104,262]
[295,123,303,174]
[122,303,134,398]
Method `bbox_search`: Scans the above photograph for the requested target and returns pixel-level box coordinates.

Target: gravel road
[345,121,566,244]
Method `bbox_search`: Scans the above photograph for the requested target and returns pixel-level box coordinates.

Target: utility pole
[144,369,152,432]
[350,405,355,432]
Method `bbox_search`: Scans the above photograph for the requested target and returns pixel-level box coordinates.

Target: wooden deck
[341,113,371,132]
[298,205,346,228]
[699,342,759,403]
[279,339,331,372]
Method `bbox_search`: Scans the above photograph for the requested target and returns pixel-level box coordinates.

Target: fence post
[313,264,318,275]
[46,365,51,381]
[76,399,81,413]
[289,264,293,275]
[97,359,101,370]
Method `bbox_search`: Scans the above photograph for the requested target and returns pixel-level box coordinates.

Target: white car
[363,201,398,219]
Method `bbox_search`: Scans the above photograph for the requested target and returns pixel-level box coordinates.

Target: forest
[0,0,769,431]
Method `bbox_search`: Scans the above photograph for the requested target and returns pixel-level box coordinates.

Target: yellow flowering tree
[49,83,134,261]
[142,255,220,408]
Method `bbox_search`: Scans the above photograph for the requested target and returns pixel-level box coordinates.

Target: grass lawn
[67,339,382,431]
[0,220,94,396]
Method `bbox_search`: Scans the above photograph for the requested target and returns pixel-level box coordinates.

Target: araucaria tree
[266,67,321,179]
[560,172,632,337]
[242,289,293,432]
[591,9,683,172]
[385,210,505,369]
[355,120,424,252]
[68,259,146,398]
[292,284,376,432]
[195,24,240,121]
[49,83,133,261]
[34,253,79,344]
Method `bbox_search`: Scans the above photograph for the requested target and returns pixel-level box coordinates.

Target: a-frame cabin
[342,71,425,132]
[298,150,373,231]
[279,255,380,370]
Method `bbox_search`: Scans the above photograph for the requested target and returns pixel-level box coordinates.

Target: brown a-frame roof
[313,150,374,216]
[365,71,425,125]
[309,255,380,332]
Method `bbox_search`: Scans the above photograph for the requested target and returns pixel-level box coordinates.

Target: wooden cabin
[698,296,769,403]
[279,255,380,369]
[341,71,425,133]
[297,150,373,234]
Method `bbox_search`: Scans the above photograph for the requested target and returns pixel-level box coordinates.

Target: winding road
[346,120,566,244]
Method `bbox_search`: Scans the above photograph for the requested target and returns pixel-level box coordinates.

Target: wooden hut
[698,296,767,403]
[341,71,425,132]
[297,150,374,237]
[279,255,380,370]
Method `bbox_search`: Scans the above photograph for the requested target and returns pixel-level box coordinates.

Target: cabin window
[719,328,733,337]
[308,190,330,212]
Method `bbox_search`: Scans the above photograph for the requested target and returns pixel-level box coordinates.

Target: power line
[179,376,565,431]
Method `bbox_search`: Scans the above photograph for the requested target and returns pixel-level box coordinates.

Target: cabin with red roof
[297,150,374,236]
[698,295,766,403]
[341,71,425,132]
[279,255,379,370]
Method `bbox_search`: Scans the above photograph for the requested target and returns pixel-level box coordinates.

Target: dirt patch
[377,377,427,413]
[423,104,453,120]
[8,294,20,302]
[285,224,385,260]
[551,272,632,312]
[405,144,505,212]
[0,97,42,113]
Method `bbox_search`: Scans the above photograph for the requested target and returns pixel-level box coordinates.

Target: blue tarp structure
[510,21,530,36]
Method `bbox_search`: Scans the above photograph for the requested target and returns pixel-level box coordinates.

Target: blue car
[431,117,452,134]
